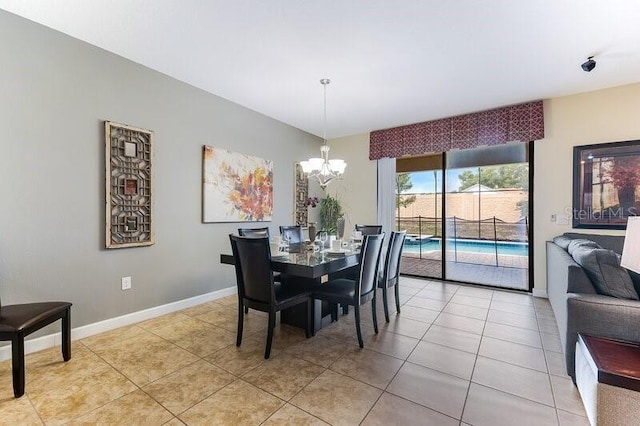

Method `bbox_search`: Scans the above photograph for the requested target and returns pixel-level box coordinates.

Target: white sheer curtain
[376,157,396,236]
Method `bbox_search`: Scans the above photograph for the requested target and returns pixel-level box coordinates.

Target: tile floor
[0,278,589,425]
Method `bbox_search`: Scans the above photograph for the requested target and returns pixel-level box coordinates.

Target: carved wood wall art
[294,163,309,225]
[105,121,154,248]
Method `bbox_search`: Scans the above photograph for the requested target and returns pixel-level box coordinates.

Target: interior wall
[327,134,378,235]
[534,82,640,293]
[0,10,320,328]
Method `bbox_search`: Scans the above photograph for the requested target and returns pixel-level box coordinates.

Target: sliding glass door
[396,155,443,279]
[396,144,531,291]
[396,169,443,279]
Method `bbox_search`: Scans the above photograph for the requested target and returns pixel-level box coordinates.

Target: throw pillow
[617,253,640,294]
[567,239,602,256]
[572,247,639,300]
[553,235,574,250]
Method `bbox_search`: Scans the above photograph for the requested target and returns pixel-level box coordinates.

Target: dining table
[220,242,361,332]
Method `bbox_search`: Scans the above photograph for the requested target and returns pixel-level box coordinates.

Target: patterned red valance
[369,100,544,160]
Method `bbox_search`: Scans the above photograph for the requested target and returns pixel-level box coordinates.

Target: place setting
[269,236,290,260]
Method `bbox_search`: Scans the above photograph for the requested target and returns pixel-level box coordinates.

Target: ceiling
[2,1,640,139]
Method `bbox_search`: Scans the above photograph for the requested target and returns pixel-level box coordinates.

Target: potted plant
[319,194,343,235]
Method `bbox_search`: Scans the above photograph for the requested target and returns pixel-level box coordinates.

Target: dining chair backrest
[357,233,385,299]
[382,230,407,287]
[279,225,303,244]
[238,227,270,238]
[229,235,274,305]
[355,224,383,236]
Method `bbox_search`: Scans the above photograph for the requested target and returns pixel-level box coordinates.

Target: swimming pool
[403,238,528,256]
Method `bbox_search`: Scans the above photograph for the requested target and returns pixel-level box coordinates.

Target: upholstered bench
[0,301,72,397]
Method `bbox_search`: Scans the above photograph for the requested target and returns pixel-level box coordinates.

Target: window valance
[369,100,544,160]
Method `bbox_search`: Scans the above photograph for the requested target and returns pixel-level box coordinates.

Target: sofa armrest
[564,293,640,380]
[546,242,595,298]
[546,241,597,369]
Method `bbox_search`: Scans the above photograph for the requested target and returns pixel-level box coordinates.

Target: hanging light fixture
[300,78,346,189]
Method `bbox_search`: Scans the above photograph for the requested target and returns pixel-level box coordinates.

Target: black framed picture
[572,139,640,229]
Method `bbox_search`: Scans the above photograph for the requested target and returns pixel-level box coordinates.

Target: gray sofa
[546,232,640,381]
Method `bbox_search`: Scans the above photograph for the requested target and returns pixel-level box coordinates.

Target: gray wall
[0,10,320,328]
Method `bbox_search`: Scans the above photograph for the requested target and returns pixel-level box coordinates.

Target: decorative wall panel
[294,163,309,225]
[105,121,154,248]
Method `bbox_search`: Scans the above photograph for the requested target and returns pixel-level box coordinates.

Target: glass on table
[270,235,283,253]
[269,241,280,254]
[280,231,290,252]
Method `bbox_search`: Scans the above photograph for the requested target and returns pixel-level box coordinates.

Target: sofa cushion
[563,232,625,254]
[553,235,574,250]
[572,247,639,300]
[567,239,602,256]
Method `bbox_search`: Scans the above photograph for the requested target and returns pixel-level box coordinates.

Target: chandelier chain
[321,78,330,142]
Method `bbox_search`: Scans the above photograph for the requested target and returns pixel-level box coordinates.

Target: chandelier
[300,78,347,189]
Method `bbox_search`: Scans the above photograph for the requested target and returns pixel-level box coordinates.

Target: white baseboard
[0,286,236,362]
[532,288,548,298]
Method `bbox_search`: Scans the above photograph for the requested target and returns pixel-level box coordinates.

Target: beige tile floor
[0,278,589,425]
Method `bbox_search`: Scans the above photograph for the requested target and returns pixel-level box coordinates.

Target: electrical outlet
[550,213,557,222]
[121,276,132,290]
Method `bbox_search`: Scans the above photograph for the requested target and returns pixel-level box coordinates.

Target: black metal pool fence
[396,215,529,268]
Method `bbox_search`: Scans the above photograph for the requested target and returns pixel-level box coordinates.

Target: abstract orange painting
[202,146,273,222]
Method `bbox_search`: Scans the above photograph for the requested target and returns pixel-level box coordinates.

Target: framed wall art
[573,139,640,229]
[105,121,154,248]
[202,146,273,222]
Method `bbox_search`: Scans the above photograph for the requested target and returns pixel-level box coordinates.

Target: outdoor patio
[400,252,529,291]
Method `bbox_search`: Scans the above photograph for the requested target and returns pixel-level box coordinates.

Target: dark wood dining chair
[238,227,270,238]
[355,224,383,236]
[0,300,72,397]
[334,224,383,284]
[313,233,385,348]
[279,225,303,244]
[229,234,312,359]
[237,227,279,310]
[379,230,407,322]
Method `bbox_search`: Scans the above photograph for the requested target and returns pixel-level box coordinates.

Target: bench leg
[11,335,25,398]
[62,308,71,362]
